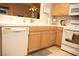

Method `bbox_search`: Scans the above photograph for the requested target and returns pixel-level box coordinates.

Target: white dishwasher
[2,27,29,56]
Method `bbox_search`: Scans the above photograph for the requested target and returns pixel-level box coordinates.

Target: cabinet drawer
[29,26,52,31]
[56,27,63,31]
[50,26,57,30]
[49,40,55,46]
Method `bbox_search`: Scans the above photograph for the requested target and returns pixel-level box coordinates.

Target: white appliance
[69,4,79,15]
[2,27,29,56]
[61,19,79,55]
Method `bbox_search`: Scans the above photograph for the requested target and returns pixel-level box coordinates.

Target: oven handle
[64,29,79,32]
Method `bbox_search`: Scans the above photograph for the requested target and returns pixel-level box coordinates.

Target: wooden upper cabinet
[52,3,69,16]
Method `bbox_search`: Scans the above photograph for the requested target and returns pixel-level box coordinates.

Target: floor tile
[29,46,73,56]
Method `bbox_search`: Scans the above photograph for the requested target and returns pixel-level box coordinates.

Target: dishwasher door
[2,27,29,56]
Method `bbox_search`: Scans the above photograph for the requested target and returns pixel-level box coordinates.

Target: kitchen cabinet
[41,31,50,48]
[41,31,56,48]
[56,27,63,47]
[28,31,41,53]
[52,3,69,16]
[28,26,57,53]
[48,31,56,46]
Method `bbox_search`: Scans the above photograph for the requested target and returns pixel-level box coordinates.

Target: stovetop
[64,24,79,31]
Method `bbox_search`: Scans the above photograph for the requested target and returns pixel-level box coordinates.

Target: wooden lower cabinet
[40,31,50,48]
[56,27,63,47]
[28,26,63,53]
[41,31,56,48]
[28,32,41,53]
[48,31,56,46]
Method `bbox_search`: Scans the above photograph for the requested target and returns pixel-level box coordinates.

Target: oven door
[62,29,79,49]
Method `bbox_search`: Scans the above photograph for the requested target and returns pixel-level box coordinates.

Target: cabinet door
[28,32,41,53]
[52,4,69,16]
[41,31,50,48]
[48,31,56,46]
[56,30,63,47]
[41,31,56,48]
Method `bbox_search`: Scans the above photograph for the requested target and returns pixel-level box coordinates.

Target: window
[0,6,9,14]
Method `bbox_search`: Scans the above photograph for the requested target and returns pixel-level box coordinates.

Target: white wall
[40,3,52,24]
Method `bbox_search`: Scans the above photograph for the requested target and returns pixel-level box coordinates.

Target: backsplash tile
[52,16,71,26]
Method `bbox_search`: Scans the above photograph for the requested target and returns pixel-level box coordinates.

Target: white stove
[61,19,79,56]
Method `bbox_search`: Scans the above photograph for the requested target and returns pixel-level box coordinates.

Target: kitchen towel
[66,30,73,41]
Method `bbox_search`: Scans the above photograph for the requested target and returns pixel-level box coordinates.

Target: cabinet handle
[12,31,23,32]
[4,28,11,30]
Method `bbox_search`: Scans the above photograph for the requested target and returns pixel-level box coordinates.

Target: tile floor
[29,46,73,56]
